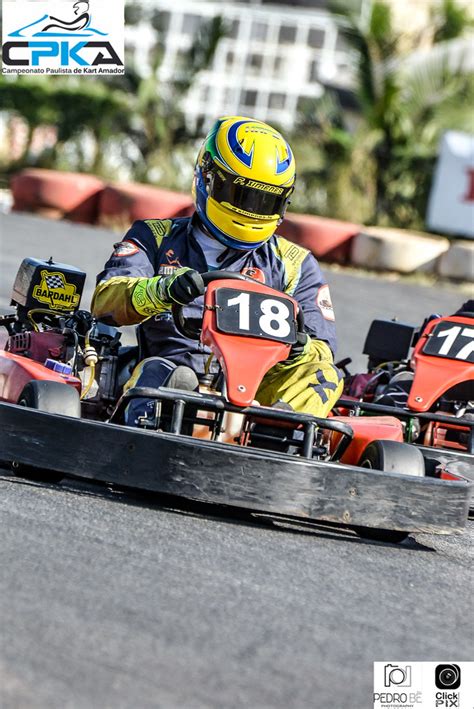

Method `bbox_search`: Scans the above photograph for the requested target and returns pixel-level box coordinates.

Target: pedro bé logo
[384,664,412,688]
[2,0,125,75]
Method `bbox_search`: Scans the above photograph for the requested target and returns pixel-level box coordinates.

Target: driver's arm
[257,248,342,416]
[91,220,203,326]
[289,251,337,356]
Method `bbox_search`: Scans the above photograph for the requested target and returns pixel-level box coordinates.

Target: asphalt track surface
[0,213,472,709]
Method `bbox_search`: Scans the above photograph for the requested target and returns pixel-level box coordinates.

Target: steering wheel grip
[171,270,305,341]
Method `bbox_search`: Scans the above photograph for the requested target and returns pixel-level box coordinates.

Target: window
[309,59,319,82]
[308,28,325,48]
[241,90,258,107]
[335,32,348,51]
[246,53,263,72]
[125,4,143,26]
[251,21,268,41]
[279,24,297,44]
[269,93,286,109]
[125,43,136,65]
[224,87,236,104]
[151,10,170,33]
[227,18,240,39]
[274,56,283,77]
[226,50,235,67]
[182,13,201,35]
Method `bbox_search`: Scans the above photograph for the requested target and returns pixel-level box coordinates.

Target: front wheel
[354,439,425,544]
[12,381,81,483]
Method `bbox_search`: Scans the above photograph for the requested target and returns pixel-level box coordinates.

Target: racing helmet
[192,116,296,250]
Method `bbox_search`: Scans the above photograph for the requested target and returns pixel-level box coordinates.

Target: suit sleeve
[91,220,167,326]
[291,253,337,356]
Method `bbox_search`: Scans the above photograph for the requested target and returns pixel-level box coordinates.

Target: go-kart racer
[92,116,343,425]
[357,300,474,408]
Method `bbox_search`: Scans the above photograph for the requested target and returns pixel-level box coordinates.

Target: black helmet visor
[205,165,293,218]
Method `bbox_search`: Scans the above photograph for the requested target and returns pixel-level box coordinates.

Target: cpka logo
[33,270,81,310]
[2,0,124,75]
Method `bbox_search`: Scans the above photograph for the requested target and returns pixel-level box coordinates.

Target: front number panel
[422,321,474,363]
[215,288,297,344]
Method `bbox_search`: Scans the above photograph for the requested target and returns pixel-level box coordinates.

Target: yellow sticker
[32,270,80,311]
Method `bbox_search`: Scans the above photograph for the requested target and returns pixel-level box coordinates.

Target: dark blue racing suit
[92,215,343,421]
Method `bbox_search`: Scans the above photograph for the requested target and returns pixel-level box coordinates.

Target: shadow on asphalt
[0,467,436,553]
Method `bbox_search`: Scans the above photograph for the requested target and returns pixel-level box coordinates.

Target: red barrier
[98,183,194,228]
[279,213,360,263]
[11,169,105,223]
[9,170,360,264]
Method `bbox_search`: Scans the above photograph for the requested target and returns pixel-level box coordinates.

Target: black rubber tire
[354,439,426,544]
[18,380,81,417]
[13,381,81,483]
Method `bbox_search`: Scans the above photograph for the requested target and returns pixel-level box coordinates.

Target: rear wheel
[354,439,425,544]
[13,381,81,483]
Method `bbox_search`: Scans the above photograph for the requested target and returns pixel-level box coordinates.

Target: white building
[125,0,367,131]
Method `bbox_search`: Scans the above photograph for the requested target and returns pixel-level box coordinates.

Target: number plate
[422,320,474,363]
[215,288,297,344]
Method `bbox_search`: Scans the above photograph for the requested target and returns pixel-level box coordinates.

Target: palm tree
[124,14,228,184]
[296,0,473,228]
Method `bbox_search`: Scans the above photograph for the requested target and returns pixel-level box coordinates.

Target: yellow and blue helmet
[192,116,296,250]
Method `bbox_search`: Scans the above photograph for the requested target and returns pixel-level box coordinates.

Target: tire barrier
[351,227,450,273]
[11,169,105,223]
[438,239,474,280]
[97,183,194,230]
[8,170,470,279]
[280,213,359,263]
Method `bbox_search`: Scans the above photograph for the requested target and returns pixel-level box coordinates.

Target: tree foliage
[1,0,472,231]
[293,0,473,229]
[0,9,226,184]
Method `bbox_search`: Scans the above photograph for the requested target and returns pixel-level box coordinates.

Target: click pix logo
[2,0,124,75]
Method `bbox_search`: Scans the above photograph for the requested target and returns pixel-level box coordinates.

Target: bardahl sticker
[32,270,80,311]
[113,241,139,258]
[316,284,335,321]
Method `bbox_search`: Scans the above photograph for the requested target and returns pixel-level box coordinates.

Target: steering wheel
[171,270,304,340]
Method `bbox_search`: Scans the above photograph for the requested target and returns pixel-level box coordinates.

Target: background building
[125,0,369,131]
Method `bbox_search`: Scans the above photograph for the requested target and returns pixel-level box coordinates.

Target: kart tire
[354,440,426,544]
[13,381,81,483]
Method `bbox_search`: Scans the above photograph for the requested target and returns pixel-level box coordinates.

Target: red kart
[338,314,474,483]
[0,257,471,543]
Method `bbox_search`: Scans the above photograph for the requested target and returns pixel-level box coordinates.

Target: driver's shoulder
[270,234,311,269]
[128,217,191,251]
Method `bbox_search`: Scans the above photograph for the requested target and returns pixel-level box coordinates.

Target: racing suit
[92,215,343,422]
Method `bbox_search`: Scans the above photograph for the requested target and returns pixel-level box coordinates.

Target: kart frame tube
[110,386,355,461]
[337,398,474,454]
[0,402,471,534]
